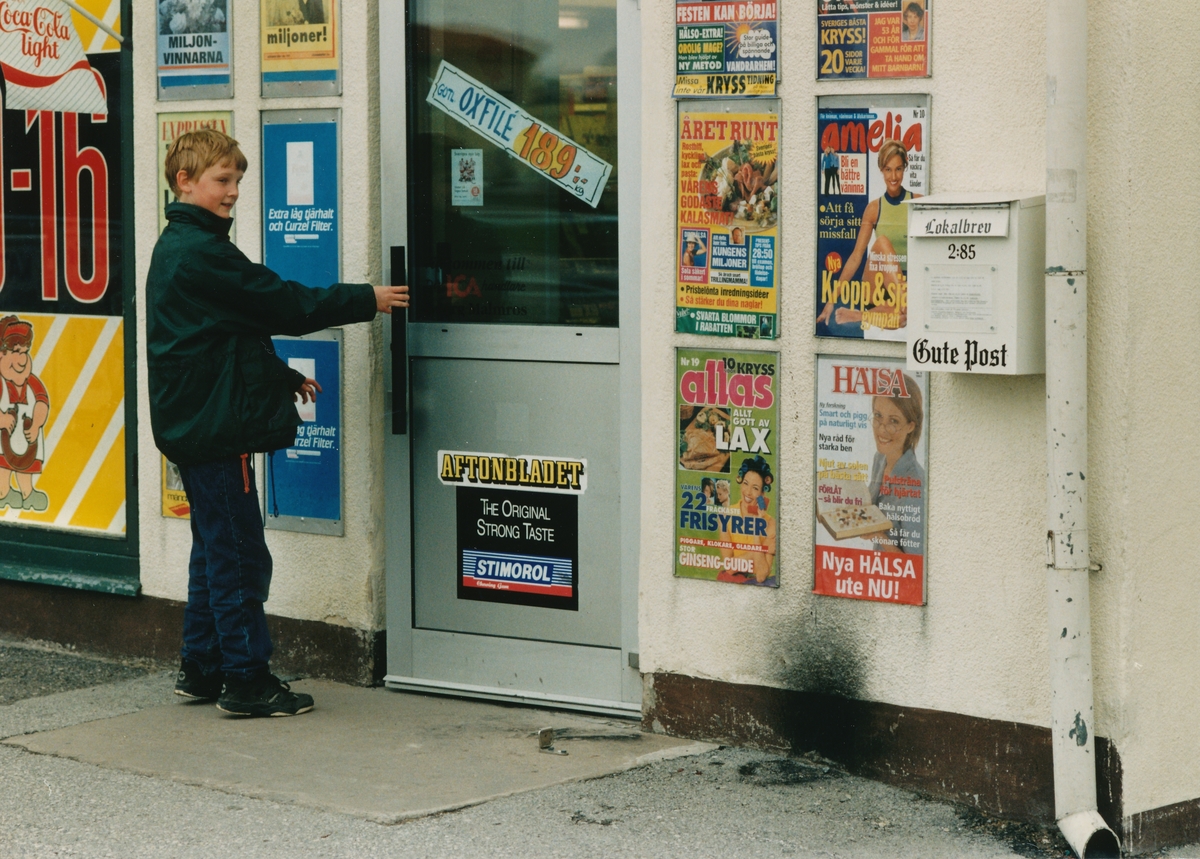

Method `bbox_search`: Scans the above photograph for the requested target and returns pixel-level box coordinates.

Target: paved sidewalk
[0,638,1195,858]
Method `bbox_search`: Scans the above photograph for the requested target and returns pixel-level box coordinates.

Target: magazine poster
[677,105,779,339]
[162,457,189,519]
[675,0,779,98]
[260,0,340,96]
[675,348,779,587]
[813,355,927,605]
[815,97,929,341]
[157,0,233,99]
[158,112,234,234]
[817,0,929,80]
[0,3,130,537]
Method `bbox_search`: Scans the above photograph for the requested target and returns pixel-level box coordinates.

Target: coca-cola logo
[0,3,70,40]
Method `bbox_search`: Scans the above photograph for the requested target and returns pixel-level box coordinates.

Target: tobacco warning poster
[260,0,338,95]
[677,106,779,339]
[815,97,929,341]
[439,451,585,610]
[813,355,927,605]
[676,348,778,587]
[675,0,778,98]
[817,0,929,80]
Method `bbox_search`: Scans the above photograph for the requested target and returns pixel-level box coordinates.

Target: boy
[147,129,407,717]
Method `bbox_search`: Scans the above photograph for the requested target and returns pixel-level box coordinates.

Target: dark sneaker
[217,673,314,717]
[174,660,223,701]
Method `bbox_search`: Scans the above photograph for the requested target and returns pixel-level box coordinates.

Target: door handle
[390,245,408,435]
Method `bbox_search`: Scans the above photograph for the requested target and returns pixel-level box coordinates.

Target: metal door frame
[379,0,642,716]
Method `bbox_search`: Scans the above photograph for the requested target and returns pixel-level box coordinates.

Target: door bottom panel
[384,628,637,716]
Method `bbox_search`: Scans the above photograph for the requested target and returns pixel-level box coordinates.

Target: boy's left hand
[296,378,322,404]
[374,285,410,314]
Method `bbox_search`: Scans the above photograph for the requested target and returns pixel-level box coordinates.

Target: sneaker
[216,672,314,717]
[174,659,223,701]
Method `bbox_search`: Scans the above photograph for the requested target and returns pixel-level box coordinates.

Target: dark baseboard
[0,578,385,687]
[644,672,1194,855]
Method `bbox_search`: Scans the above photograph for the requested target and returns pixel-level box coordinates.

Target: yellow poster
[676,108,780,339]
[260,0,338,89]
[162,456,189,519]
[0,315,125,535]
[157,112,234,234]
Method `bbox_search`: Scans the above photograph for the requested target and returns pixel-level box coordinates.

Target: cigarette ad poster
[157,0,232,99]
[162,456,189,519]
[817,0,929,80]
[265,333,342,535]
[158,112,234,234]
[260,0,339,96]
[676,348,778,587]
[813,355,927,605]
[815,96,929,341]
[262,112,339,287]
[438,451,585,610]
[677,105,779,339]
[675,0,778,98]
[0,4,131,537]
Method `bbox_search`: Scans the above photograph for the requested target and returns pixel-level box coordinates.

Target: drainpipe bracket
[1046,530,1090,571]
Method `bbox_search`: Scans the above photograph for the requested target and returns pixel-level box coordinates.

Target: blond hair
[165,129,248,195]
[877,139,908,172]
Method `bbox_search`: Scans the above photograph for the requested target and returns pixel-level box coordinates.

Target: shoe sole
[174,688,218,701]
[216,703,314,717]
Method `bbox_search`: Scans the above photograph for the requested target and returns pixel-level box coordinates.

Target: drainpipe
[1044,0,1119,856]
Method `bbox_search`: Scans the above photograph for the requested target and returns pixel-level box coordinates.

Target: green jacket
[147,203,376,466]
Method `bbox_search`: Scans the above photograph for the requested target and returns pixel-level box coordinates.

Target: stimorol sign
[425,61,611,209]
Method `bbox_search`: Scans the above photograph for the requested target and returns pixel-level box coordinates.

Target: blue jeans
[177,457,273,681]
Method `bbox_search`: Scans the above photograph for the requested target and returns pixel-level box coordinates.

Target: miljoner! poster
[677,105,780,339]
[813,355,927,605]
[676,348,778,587]
[817,0,930,81]
[815,96,929,341]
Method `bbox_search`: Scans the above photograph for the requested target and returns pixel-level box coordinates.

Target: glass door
[382,0,640,714]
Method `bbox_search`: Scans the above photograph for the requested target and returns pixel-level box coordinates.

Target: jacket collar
[165,202,234,237]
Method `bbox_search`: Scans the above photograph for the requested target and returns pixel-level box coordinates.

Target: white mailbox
[906,193,1045,375]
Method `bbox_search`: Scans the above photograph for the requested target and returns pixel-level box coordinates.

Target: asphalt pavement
[0,637,1194,859]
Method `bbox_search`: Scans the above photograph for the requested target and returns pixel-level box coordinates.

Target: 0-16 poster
[817,0,929,80]
[816,96,929,341]
[677,104,779,339]
[676,348,778,587]
[675,0,778,98]
[813,355,927,605]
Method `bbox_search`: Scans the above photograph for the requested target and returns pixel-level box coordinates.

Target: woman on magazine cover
[816,139,920,337]
[867,376,925,557]
[717,456,777,586]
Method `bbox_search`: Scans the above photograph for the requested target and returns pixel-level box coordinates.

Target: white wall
[639,0,1200,818]
[134,1,386,631]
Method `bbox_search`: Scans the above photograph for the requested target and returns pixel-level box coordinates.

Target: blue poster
[265,335,341,533]
[262,118,339,288]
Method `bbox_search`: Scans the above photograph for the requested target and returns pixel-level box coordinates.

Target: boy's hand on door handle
[374,285,410,313]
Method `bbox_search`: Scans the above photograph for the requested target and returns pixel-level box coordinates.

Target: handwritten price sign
[426,61,611,208]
